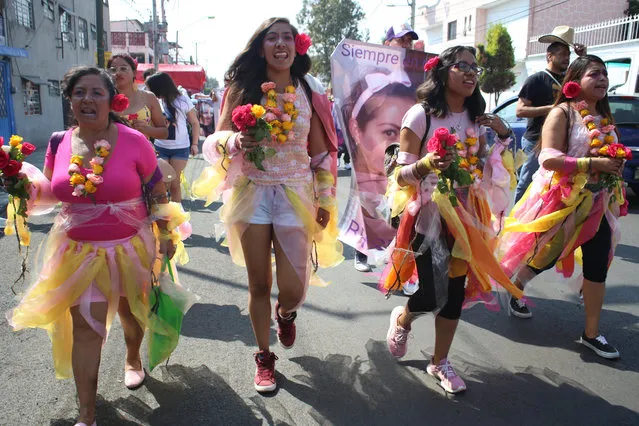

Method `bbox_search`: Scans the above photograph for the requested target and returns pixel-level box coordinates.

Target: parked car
[491,94,639,195]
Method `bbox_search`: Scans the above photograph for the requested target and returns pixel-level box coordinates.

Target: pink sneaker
[426,357,467,394]
[275,302,297,349]
[386,306,410,358]
[254,350,278,392]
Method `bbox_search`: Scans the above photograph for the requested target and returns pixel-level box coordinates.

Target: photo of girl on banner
[331,40,431,260]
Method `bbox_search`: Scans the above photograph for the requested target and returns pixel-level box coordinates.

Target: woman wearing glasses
[384,46,523,393]
[107,54,168,140]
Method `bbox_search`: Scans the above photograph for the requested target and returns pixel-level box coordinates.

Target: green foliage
[206,77,220,90]
[626,0,639,15]
[477,24,516,104]
[297,0,368,80]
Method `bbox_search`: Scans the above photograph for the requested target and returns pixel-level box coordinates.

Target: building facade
[110,19,153,65]
[1,0,110,144]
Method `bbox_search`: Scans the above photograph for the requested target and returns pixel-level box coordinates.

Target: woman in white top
[146,72,200,202]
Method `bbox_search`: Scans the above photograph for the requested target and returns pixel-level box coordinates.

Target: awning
[136,63,207,93]
[22,75,49,85]
[0,45,28,58]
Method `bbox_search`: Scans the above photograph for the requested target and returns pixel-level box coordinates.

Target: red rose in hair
[427,136,446,158]
[231,104,257,132]
[0,149,9,169]
[20,142,36,156]
[434,127,450,142]
[3,160,22,177]
[111,94,130,112]
[295,33,312,55]
[562,81,581,99]
[424,56,440,72]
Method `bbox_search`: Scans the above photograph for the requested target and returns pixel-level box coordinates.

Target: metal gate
[0,60,16,141]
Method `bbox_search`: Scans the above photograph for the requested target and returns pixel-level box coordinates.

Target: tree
[477,24,516,105]
[206,77,219,90]
[297,0,368,80]
[625,0,639,15]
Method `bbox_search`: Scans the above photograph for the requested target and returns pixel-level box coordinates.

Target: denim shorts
[155,145,190,160]
[249,186,304,226]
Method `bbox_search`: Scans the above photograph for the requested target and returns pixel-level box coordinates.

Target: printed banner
[331,39,433,257]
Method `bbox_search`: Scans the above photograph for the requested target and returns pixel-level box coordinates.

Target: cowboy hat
[538,25,574,46]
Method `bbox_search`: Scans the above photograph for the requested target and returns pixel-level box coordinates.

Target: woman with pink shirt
[192,17,342,393]
[7,67,188,426]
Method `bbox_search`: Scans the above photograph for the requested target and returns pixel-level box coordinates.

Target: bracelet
[588,157,592,172]
[577,158,589,173]
[418,155,435,176]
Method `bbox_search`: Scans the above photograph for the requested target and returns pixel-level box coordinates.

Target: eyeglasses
[107,66,130,74]
[450,62,484,75]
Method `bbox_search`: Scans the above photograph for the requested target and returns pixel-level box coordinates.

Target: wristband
[418,154,435,173]
[576,158,589,173]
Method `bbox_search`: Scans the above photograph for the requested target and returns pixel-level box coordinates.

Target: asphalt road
[1,146,638,425]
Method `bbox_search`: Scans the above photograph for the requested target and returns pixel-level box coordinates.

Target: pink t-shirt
[46,123,157,241]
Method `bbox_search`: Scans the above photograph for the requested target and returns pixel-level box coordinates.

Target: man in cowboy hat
[510,25,586,317]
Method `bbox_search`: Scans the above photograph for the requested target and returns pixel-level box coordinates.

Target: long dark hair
[416,45,485,121]
[538,55,614,151]
[224,17,311,106]
[145,72,181,108]
[62,66,127,126]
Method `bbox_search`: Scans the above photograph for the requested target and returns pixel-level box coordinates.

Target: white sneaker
[402,279,419,296]
[354,257,372,272]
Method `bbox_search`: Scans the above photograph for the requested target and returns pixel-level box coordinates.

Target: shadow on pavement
[51,364,262,426]
[282,340,637,425]
[614,244,639,264]
[461,298,639,373]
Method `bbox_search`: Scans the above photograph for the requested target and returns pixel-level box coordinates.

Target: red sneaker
[254,350,278,392]
[274,302,297,349]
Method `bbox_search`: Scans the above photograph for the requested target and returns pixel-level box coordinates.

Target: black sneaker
[509,296,532,319]
[580,333,620,359]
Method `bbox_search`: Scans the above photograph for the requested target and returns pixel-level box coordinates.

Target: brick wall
[529,0,628,39]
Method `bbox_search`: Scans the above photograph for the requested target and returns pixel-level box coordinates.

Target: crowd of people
[2,16,631,426]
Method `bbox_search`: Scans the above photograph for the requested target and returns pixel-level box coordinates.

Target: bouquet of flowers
[231,103,275,171]
[1,135,36,218]
[426,127,473,206]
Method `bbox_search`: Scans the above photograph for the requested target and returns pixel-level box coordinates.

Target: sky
[108,0,425,85]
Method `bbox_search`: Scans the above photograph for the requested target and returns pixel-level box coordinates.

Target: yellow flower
[92,164,104,175]
[580,109,590,117]
[97,147,109,157]
[10,135,23,147]
[251,104,266,119]
[601,118,609,126]
[473,169,483,178]
[590,138,603,147]
[469,156,479,165]
[282,121,294,131]
[291,111,299,120]
[270,119,281,128]
[587,122,597,130]
[285,85,295,94]
[71,155,84,166]
[465,137,477,146]
[455,142,465,150]
[277,134,288,143]
[617,148,627,158]
[284,102,295,114]
[603,135,615,144]
[84,180,97,193]
[459,159,470,168]
[267,89,277,98]
[598,146,609,156]
[270,126,282,135]
[69,173,86,186]
[266,99,277,108]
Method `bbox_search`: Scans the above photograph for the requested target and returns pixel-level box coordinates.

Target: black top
[518,70,563,141]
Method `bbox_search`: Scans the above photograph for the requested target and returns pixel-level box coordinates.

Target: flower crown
[424,56,440,72]
[295,33,312,55]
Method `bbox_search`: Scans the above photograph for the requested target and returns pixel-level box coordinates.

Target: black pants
[529,217,611,283]
[406,233,466,320]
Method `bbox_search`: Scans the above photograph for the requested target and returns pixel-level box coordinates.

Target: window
[463,17,467,36]
[23,79,42,116]
[48,80,61,97]
[111,31,126,46]
[90,24,97,40]
[78,18,88,49]
[60,8,74,43]
[15,0,35,28]
[447,20,457,41]
[42,0,54,20]
[129,32,145,46]
[468,15,472,31]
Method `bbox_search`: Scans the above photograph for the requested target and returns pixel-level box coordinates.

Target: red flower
[624,146,633,160]
[111,94,130,112]
[0,149,9,169]
[427,135,446,158]
[231,104,257,132]
[424,56,440,72]
[607,143,626,158]
[20,142,36,156]
[434,127,450,141]
[128,113,139,121]
[3,160,22,177]
[620,196,629,217]
[0,136,4,146]
[295,33,312,55]
[446,133,458,147]
[562,81,581,99]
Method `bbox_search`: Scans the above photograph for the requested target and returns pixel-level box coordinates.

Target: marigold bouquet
[426,127,473,206]
[0,135,36,217]
[231,103,276,171]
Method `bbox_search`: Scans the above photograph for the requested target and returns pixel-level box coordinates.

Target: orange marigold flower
[580,109,590,117]
[590,138,603,147]
[92,164,104,175]
[469,156,479,165]
[69,173,86,186]
[84,180,97,193]
[604,135,615,144]
[71,155,84,166]
[277,134,288,143]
